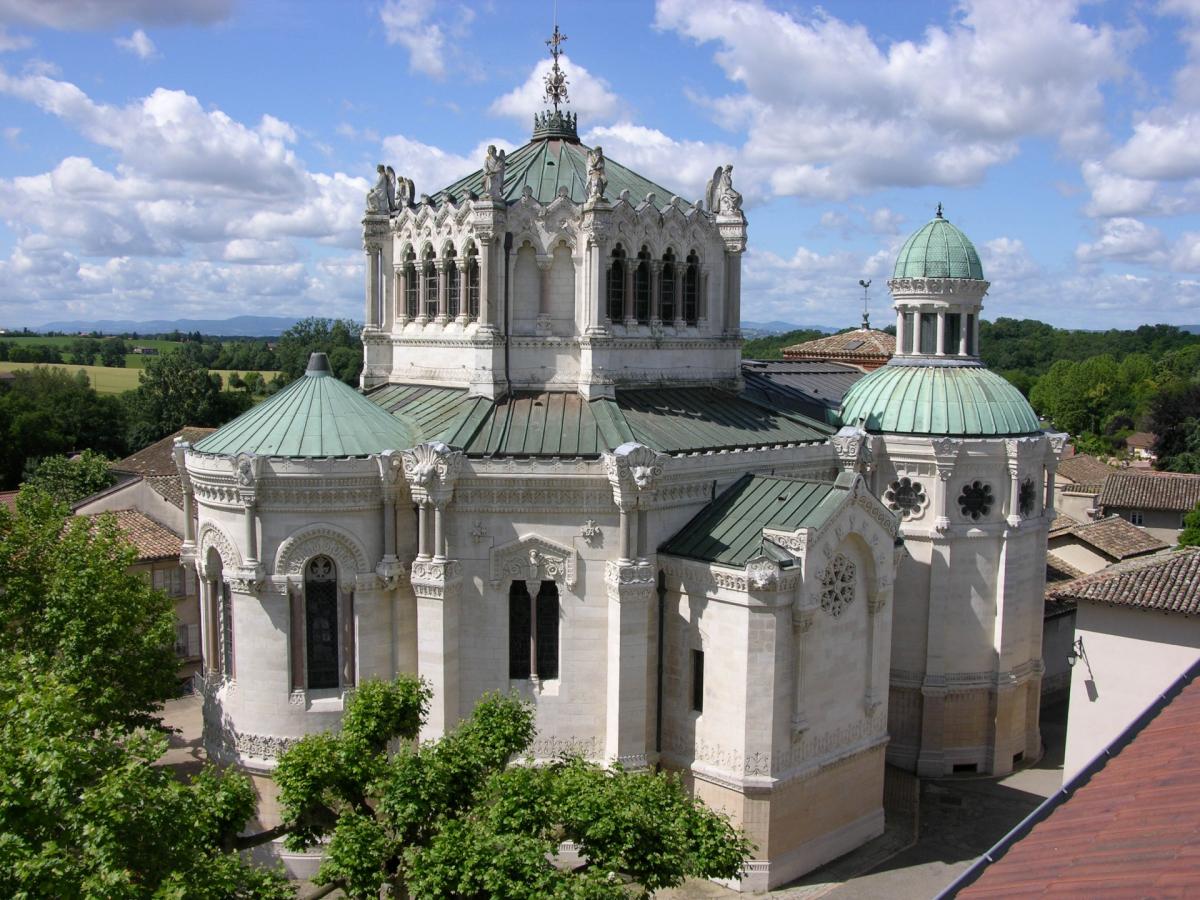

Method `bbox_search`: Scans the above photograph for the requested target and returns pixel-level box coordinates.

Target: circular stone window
[884,476,927,518]
[958,481,993,520]
[1019,477,1036,517]
[820,554,857,617]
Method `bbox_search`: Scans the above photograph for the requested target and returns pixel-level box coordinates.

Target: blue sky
[1,0,1199,331]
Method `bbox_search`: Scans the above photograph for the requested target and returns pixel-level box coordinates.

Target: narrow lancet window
[305,555,340,690]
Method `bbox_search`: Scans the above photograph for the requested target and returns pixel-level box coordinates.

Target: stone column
[340,586,356,687]
[959,315,969,356]
[791,610,814,732]
[864,588,887,714]
[416,502,431,560]
[724,253,741,334]
[973,315,981,355]
[364,247,379,328]
[623,260,636,326]
[433,503,446,561]
[412,560,462,740]
[435,261,448,324]
[895,310,907,357]
[242,502,257,564]
[604,560,654,769]
[457,263,469,324]
[478,234,494,330]
[618,503,633,564]
[700,268,711,330]
[649,260,662,325]
[1007,463,1022,527]
[935,311,946,357]
[673,267,685,328]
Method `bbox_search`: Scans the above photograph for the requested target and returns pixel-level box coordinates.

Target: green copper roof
[661,474,846,567]
[433,137,692,212]
[194,353,415,457]
[893,210,985,280]
[838,363,1040,437]
[366,385,832,457]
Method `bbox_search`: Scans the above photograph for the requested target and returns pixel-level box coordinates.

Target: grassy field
[0,361,280,395]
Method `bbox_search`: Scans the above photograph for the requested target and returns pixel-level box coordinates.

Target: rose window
[958,481,993,520]
[820,554,857,617]
[1018,477,1036,517]
[884,477,927,518]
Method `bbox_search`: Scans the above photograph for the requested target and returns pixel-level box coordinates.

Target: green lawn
[0,361,280,395]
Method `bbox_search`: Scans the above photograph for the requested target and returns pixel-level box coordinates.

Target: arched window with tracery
[423,247,437,320]
[305,555,340,690]
[446,247,460,319]
[467,246,480,320]
[508,579,560,681]
[404,248,418,320]
[683,251,700,325]
[660,250,677,323]
[607,245,626,324]
[634,247,651,324]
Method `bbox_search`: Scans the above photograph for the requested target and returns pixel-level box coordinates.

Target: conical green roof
[893,210,984,280]
[838,363,1039,437]
[194,353,414,457]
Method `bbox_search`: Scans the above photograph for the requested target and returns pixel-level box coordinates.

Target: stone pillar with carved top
[401,441,464,739]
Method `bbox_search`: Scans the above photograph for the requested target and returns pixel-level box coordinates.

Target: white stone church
[177,47,1063,890]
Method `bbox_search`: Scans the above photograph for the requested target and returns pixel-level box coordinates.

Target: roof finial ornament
[859,279,871,330]
[936,202,943,219]
[544,20,569,112]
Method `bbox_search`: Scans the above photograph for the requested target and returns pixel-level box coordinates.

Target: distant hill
[35,315,302,337]
[741,320,838,336]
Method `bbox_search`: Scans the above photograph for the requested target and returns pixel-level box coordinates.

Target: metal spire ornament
[544,23,569,111]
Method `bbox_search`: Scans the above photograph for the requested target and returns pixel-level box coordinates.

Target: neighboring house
[131,346,160,355]
[1125,431,1157,466]
[1046,513,1167,575]
[74,426,214,687]
[946,659,1200,897]
[1097,469,1200,544]
[1041,550,1086,706]
[1052,452,1114,523]
[1048,547,1200,779]
[0,490,17,512]
[781,326,895,371]
[81,508,202,683]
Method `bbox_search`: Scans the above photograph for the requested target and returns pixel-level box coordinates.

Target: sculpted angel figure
[706,164,742,215]
[482,144,506,199]
[366,163,396,213]
[586,145,607,200]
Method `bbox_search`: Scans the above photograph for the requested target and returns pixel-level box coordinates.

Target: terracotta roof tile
[1099,469,1200,513]
[1047,547,1200,615]
[1048,513,1081,536]
[112,427,215,477]
[0,490,17,512]
[1056,453,1116,485]
[1068,515,1168,561]
[1126,431,1156,451]
[781,328,895,365]
[82,508,181,562]
[146,475,185,509]
[958,665,1200,897]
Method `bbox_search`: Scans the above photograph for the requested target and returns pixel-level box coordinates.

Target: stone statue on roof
[366,163,394,213]
[706,164,742,216]
[482,145,506,200]
[586,145,607,201]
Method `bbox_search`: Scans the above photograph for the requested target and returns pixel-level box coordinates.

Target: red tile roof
[781,328,895,368]
[1099,469,1200,513]
[112,427,215,478]
[1126,431,1156,451]
[1055,453,1116,485]
[1066,514,1168,561]
[1047,547,1200,615]
[82,508,181,562]
[955,663,1200,897]
[0,490,17,512]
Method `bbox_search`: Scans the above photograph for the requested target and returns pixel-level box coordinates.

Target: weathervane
[859,279,871,330]
[544,21,569,111]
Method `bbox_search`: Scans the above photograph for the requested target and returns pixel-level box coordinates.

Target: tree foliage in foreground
[22,449,116,504]
[270,678,752,899]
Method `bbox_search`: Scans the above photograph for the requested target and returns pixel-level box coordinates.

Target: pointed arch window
[508,580,560,681]
[634,247,651,324]
[467,247,481,320]
[660,250,677,323]
[423,248,437,320]
[607,246,626,324]
[404,249,418,320]
[684,251,700,325]
[305,555,340,690]
[446,248,460,319]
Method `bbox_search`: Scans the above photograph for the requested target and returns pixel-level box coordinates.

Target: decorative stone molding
[489,534,577,589]
[227,566,265,594]
[197,524,242,576]
[469,520,489,544]
[832,425,873,474]
[527,734,603,760]
[377,448,404,489]
[931,437,962,480]
[819,554,857,617]
[274,523,371,585]
[887,277,989,301]
[580,519,603,546]
[604,559,656,604]
[401,441,463,503]
[603,441,669,508]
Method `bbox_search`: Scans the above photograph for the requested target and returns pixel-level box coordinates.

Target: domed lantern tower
[839,208,1066,777]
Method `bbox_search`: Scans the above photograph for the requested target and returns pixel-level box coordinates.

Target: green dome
[893,211,984,280]
[838,363,1039,437]
[194,353,415,457]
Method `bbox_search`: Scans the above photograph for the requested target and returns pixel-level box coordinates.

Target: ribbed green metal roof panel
[661,474,842,567]
[195,359,415,457]
[893,214,984,280]
[838,364,1040,437]
[366,383,476,443]
[433,137,692,211]
[617,388,832,453]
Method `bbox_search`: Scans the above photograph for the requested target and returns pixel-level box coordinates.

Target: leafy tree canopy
[1181,502,1200,547]
[124,352,250,448]
[22,449,116,504]
[275,318,363,385]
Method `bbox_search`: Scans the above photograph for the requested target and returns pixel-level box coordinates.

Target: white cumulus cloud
[115,28,156,60]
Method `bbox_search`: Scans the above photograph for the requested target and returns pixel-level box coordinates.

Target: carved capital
[401,441,463,503]
[602,441,668,508]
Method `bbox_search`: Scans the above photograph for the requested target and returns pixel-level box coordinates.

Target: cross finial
[936,202,943,218]
[544,23,569,112]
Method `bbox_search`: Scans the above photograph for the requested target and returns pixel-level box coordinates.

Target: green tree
[1181,502,1200,547]
[124,352,250,448]
[23,449,115,504]
[0,366,127,490]
[266,679,751,899]
[276,318,363,386]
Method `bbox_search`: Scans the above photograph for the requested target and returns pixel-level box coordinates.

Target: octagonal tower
[838,209,1065,777]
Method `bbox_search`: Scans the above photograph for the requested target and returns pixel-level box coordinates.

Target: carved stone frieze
[401,441,462,502]
[603,442,669,505]
[274,524,371,581]
[887,277,989,299]
[489,535,577,589]
[456,486,611,512]
[411,558,462,584]
[197,524,242,576]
